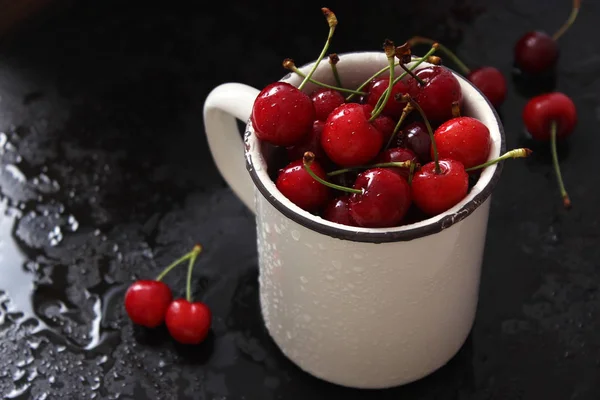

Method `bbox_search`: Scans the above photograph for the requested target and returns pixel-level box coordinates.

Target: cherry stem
[408,36,471,75]
[553,0,581,41]
[385,102,413,150]
[327,160,415,177]
[284,60,365,95]
[369,40,396,122]
[400,63,425,85]
[465,148,533,171]
[549,121,571,208]
[298,8,337,91]
[401,94,440,174]
[389,44,438,87]
[408,162,416,185]
[185,245,202,302]
[155,244,202,281]
[329,53,343,88]
[452,101,461,118]
[303,152,362,194]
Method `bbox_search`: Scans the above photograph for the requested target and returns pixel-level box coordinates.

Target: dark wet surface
[0,0,599,398]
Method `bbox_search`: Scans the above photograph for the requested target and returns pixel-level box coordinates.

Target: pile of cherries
[124,245,212,345]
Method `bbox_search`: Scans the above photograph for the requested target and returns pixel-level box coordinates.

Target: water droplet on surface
[291,230,301,240]
[300,276,308,283]
[326,274,334,281]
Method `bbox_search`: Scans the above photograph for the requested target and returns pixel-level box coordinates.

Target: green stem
[303,153,362,194]
[553,0,581,41]
[369,52,396,122]
[406,96,440,174]
[288,64,364,95]
[408,162,416,185]
[408,37,470,75]
[155,252,193,281]
[385,102,413,150]
[298,9,337,91]
[549,122,571,208]
[465,148,532,171]
[327,161,414,177]
[390,45,438,86]
[400,63,425,85]
[185,249,200,302]
[329,54,343,88]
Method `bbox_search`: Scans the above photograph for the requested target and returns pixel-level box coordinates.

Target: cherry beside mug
[202,51,505,389]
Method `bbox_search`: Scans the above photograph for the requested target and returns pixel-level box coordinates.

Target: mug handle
[203,83,260,214]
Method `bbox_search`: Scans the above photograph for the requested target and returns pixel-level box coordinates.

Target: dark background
[0,0,599,399]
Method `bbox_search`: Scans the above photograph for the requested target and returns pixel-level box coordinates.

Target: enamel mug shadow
[203,52,505,389]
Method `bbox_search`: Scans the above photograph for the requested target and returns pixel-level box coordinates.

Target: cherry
[124,280,172,328]
[514,0,580,74]
[366,77,415,119]
[322,196,357,226]
[372,113,396,146]
[276,158,331,212]
[411,159,469,215]
[410,66,463,123]
[523,92,577,208]
[375,147,418,180]
[400,121,431,163]
[348,168,412,228]
[433,116,492,170]
[467,67,507,108]
[286,120,327,162]
[321,103,384,167]
[310,88,345,122]
[165,299,212,345]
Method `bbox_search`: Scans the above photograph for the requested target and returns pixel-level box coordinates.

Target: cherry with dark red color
[165,299,212,345]
[433,116,492,170]
[311,88,346,122]
[124,280,173,328]
[251,82,315,146]
[410,66,463,122]
[399,121,431,163]
[322,196,357,226]
[514,32,559,75]
[348,168,412,228]
[321,103,384,167]
[286,120,327,162]
[375,147,418,179]
[467,67,507,108]
[276,158,331,212]
[372,114,396,145]
[366,77,416,119]
[522,92,577,141]
[411,159,469,216]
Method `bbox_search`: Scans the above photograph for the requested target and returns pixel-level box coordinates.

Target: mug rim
[243,51,506,243]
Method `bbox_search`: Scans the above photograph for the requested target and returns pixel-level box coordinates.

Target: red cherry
[467,67,507,108]
[401,122,431,163]
[321,103,384,167]
[366,77,416,119]
[322,196,357,226]
[310,88,345,122]
[372,114,396,145]
[165,299,212,345]
[286,120,327,162]
[375,147,418,179]
[522,92,577,141]
[411,159,469,216]
[348,168,412,228]
[514,32,558,74]
[433,117,492,170]
[124,280,172,328]
[276,158,331,212]
[251,82,315,146]
[411,66,463,122]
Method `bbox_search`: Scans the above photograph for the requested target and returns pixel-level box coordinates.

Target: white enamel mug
[203,52,505,389]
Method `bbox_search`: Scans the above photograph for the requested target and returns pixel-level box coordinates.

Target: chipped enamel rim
[243,52,506,243]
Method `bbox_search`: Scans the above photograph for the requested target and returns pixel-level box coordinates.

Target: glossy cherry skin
[372,114,396,145]
[467,67,507,108]
[399,121,431,163]
[375,147,418,180]
[251,82,315,146]
[433,117,492,170]
[165,299,212,345]
[366,77,416,119]
[348,168,412,228]
[411,159,469,216]
[310,88,346,122]
[124,280,172,328]
[514,31,558,74]
[321,103,384,167]
[276,159,331,212]
[286,120,327,162]
[322,196,357,226]
[522,92,577,141]
[411,66,463,122]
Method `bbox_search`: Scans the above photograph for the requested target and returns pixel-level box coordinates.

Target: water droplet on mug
[291,230,301,240]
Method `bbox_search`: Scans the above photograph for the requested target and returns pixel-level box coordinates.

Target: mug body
[242,52,505,389]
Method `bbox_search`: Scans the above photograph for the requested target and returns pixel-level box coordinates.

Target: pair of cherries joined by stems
[124,245,211,345]
[252,8,534,228]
